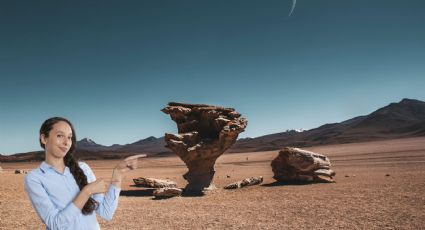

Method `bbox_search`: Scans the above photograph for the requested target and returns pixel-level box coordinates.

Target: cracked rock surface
[271,147,336,183]
[162,102,247,192]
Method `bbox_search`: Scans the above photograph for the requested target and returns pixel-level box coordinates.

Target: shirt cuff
[108,184,121,199]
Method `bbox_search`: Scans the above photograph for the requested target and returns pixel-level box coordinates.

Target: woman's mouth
[59,147,68,152]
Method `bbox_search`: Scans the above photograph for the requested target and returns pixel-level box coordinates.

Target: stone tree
[162,102,247,193]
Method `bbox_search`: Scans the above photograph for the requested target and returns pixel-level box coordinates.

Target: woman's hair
[39,117,98,215]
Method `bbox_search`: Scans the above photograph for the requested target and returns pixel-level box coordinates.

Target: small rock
[15,169,25,174]
[224,176,263,189]
[226,175,231,178]
[133,177,178,188]
[153,188,182,198]
[345,175,350,177]
[385,174,390,177]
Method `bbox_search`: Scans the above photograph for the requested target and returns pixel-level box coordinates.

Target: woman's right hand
[83,179,108,195]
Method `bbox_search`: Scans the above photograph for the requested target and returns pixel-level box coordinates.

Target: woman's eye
[57,135,63,138]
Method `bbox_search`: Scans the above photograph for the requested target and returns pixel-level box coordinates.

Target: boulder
[271,147,336,183]
[133,177,177,188]
[15,169,25,174]
[224,176,263,189]
[153,188,183,198]
[162,102,247,193]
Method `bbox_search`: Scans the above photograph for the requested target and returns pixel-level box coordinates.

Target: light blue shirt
[24,161,121,230]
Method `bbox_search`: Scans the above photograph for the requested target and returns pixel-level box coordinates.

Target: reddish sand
[1,137,425,229]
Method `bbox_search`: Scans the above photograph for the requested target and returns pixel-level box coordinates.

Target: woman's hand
[111,154,147,188]
[83,179,108,196]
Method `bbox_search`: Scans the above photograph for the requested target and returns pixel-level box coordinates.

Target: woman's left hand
[111,154,147,187]
[115,154,147,173]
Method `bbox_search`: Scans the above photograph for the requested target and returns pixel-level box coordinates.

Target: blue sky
[1,0,424,155]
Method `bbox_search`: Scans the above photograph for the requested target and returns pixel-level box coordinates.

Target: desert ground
[1,137,425,229]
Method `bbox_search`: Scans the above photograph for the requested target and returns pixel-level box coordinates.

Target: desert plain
[1,137,425,229]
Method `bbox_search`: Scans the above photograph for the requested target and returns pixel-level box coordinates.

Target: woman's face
[41,121,73,159]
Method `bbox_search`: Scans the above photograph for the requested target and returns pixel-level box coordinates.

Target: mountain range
[1,98,424,162]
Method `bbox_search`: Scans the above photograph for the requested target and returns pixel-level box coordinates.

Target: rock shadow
[181,190,206,197]
[120,188,155,197]
[151,196,176,200]
[261,181,315,187]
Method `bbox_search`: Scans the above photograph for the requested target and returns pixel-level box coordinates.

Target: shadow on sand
[181,190,205,197]
[261,180,315,187]
[120,187,206,199]
[120,188,155,197]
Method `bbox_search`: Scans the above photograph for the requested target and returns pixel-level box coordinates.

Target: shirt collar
[40,161,71,175]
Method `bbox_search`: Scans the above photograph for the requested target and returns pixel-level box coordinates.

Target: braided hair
[39,117,98,215]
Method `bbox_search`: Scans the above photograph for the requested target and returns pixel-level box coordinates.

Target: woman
[25,117,145,230]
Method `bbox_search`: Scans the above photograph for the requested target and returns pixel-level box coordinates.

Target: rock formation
[14,169,25,174]
[162,102,247,193]
[224,176,263,189]
[133,177,177,188]
[271,147,335,183]
[153,188,183,198]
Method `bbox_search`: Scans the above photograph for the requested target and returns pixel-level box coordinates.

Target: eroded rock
[133,177,178,188]
[162,102,247,193]
[224,176,263,189]
[153,188,183,198]
[14,169,25,174]
[271,147,336,183]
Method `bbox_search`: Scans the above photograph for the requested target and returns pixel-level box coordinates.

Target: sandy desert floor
[1,137,425,229]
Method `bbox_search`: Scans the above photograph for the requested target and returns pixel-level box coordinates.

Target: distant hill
[1,98,424,162]
[228,98,425,152]
[77,138,110,151]
[76,136,169,154]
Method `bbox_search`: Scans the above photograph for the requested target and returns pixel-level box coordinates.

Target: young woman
[25,117,145,230]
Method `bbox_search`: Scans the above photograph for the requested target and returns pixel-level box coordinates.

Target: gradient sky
[1,0,424,155]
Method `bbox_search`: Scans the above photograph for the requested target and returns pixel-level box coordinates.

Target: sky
[1,0,424,155]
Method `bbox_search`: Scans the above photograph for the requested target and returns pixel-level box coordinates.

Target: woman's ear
[40,134,47,145]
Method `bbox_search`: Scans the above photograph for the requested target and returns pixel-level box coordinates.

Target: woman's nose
[63,139,70,146]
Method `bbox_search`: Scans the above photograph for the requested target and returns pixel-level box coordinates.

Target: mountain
[115,136,168,153]
[228,98,425,152]
[76,138,110,151]
[76,136,168,153]
[2,98,424,162]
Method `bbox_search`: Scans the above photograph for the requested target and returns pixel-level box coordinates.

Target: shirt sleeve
[79,162,121,221]
[24,172,81,230]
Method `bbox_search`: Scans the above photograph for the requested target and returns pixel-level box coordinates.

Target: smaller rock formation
[153,188,183,198]
[133,177,178,188]
[271,147,335,183]
[14,169,25,174]
[224,176,263,189]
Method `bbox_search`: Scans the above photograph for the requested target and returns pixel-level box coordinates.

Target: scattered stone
[162,102,247,193]
[385,174,390,177]
[224,176,263,189]
[153,187,183,198]
[226,175,231,178]
[14,169,25,174]
[271,147,336,183]
[345,175,350,177]
[133,177,178,188]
